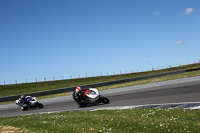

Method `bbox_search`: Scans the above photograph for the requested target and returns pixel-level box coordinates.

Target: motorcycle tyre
[20,106,28,111]
[37,102,44,108]
[100,96,110,104]
[78,101,87,108]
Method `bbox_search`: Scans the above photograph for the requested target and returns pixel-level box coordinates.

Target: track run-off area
[1,76,200,117]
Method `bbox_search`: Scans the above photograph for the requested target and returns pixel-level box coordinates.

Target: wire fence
[1,61,200,85]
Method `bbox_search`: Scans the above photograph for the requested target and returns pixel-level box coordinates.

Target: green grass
[98,69,200,91]
[1,63,200,98]
[0,109,200,132]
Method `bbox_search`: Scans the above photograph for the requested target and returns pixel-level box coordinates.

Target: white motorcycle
[73,88,110,107]
[15,96,44,111]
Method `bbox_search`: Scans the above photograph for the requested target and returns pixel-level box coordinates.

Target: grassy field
[0,108,200,132]
[0,63,200,98]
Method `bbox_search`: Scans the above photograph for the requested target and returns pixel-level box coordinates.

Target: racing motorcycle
[73,88,110,107]
[15,96,44,111]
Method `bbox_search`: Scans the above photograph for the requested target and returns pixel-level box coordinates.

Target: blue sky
[0,0,200,84]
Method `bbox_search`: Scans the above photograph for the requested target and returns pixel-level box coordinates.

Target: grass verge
[0,109,200,132]
[98,69,200,91]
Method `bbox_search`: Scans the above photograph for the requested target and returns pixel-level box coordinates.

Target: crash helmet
[75,86,82,93]
[21,95,25,99]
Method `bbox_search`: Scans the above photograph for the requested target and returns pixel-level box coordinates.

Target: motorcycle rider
[19,95,28,104]
[19,95,32,105]
[73,86,90,105]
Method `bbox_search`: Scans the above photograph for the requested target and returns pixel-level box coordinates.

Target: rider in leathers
[19,95,29,104]
[73,86,90,105]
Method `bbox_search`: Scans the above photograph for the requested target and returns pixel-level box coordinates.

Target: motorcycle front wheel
[100,96,110,104]
[20,106,28,111]
[78,101,87,108]
[36,102,44,108]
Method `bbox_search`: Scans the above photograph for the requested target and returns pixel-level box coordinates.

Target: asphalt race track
[1,76,200,117]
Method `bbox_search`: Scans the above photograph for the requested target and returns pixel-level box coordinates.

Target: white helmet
[75,86,82,93]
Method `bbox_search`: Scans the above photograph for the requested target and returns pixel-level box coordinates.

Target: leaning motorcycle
[15,96,44,111]
[73,88,110,107]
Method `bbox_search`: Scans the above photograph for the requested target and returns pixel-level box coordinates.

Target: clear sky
[0,0,200,84]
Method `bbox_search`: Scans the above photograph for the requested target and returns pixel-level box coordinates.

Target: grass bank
[0,109,200,132]
[1,63,200,98]
[98,68,200,91]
